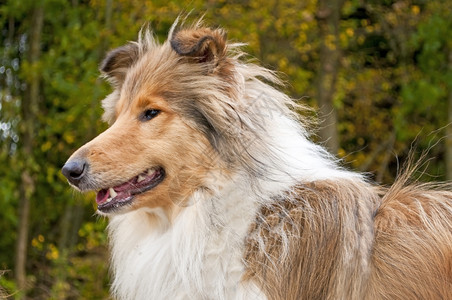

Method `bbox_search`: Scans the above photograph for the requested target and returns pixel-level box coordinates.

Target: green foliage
[1,0,451,298]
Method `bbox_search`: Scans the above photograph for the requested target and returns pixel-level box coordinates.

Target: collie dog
[62,21,452,299]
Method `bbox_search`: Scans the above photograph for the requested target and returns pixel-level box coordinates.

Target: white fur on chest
[108,186,267,300]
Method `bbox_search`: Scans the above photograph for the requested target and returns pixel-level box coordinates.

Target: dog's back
[245,179,452,299]
[369,183,452,299]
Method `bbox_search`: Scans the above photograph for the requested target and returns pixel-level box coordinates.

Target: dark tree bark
[316,0,345,154]
[15,5,44,295]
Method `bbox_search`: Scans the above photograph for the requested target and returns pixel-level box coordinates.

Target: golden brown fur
[244,179,452,299]
[368,183,452,299]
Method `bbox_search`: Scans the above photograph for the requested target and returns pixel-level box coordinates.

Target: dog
[62,20,452,300]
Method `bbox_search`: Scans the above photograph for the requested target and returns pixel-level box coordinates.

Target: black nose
[62,159,87,186]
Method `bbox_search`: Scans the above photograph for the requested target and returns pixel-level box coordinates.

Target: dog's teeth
[106,197,112,203]
[147,169,155,175]
[109,188,118,198]
[137,175,146,182]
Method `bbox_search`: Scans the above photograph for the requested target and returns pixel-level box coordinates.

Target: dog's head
[62,24,244,216]
[62,21,280,218]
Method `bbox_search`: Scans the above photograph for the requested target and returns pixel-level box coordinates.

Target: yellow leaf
[63,132,75,144]
[411,5,420,15]
[41,141,52,152]
[346,28,354,37]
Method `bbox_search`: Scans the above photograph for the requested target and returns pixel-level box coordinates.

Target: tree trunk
[376,131,396,183]
[316,0,345,154]
[446,50,452,181]
[15,5,44,295]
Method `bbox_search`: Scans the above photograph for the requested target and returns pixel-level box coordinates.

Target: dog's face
[62,26,236,216]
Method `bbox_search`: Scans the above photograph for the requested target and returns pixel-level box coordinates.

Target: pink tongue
[96,189,109,204]
[114,179,136,192]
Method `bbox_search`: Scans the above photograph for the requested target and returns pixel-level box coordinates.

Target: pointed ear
[170,28,227,71]
[99,43,140,87]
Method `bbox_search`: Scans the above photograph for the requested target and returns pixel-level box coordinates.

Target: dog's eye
[141,109,160,121]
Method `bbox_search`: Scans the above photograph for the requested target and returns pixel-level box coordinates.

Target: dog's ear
[170,28,227,72]
[100,43,139,86]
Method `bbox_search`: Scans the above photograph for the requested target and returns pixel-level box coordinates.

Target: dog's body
[62,21,452,300]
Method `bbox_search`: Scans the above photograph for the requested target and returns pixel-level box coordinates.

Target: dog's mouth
[96,167,165,213]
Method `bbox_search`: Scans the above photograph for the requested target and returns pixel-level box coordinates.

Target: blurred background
[1,0,451,298]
